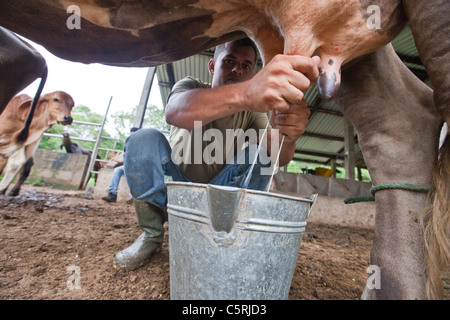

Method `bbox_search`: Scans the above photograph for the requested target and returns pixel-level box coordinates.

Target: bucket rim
[165,181,316,204]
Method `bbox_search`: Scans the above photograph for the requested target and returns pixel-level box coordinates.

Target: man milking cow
[114,38,320,270]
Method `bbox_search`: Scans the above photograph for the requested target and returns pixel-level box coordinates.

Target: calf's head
[37,91,74,126]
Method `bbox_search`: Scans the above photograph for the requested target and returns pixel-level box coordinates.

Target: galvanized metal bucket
[166,181,317,300]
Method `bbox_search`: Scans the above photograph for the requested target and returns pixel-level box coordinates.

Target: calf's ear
[17,100,32,122]
[34,97,50,117]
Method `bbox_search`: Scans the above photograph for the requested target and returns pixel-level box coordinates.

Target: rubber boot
[113,199,167,270]
[102,192,117,203]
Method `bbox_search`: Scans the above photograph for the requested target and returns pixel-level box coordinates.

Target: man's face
[209,42,256,88]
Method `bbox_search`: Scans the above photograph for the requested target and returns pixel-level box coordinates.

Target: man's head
[130,127,139,134]
[209,38,259,88]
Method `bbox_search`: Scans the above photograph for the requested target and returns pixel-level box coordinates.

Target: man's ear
[208,59,215,76]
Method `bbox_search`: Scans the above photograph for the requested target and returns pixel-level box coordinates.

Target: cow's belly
[0,0,406,99]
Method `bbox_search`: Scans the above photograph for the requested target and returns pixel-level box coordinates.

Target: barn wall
[273,172,375,229]
[29,150,90,190]
[273,171,372,198]
[28,151,375,228]
[91,169,375,227]
[93,164,130,202]
[306,195,375,229]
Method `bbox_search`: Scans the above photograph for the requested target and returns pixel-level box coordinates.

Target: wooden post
[344,118,355,180]
[357,166,362,181]
[330,158,337,177]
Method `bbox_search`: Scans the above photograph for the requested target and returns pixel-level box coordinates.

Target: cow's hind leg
[335,45,443,299]
[403,0,450,299]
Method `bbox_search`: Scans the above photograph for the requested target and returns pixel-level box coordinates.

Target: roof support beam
[396,53,423,66]
[312,107,343,117]
[292,157,328,165]
[302,132,344,142]
[133,67,156,129]
[166,63,176,91]
[295,148,344,159]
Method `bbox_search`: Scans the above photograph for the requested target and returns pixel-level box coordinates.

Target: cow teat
[317,55,342,101]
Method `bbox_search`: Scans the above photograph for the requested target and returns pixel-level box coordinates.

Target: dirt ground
[0,184,447,300]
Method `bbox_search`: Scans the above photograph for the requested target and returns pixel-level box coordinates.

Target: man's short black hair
[130,127,139,133]
[213,38,259,63]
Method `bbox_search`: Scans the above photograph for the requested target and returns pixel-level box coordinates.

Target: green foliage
[25,177,45,186]
[38,125,65,151]
[38,104,111,152]
[0,175,45,187]
[71,105,105,140]
[109,104,169,141]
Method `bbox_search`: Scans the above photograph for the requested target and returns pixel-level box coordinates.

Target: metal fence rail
[40,97,126,189]
[40,96,170,189]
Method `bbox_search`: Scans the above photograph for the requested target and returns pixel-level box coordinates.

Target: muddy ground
[0,185,448,300]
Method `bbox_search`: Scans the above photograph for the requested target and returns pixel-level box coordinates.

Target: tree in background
[110,104,169,141]
[38,105,115,157]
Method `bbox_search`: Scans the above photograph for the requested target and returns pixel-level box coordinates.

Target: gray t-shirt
[168,76,269,183]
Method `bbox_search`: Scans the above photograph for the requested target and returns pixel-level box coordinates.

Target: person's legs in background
[101,165,124,203]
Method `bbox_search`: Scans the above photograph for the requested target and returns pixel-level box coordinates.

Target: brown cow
[60,132,104,184]
[0,0,448,299]
[0,91,74,196]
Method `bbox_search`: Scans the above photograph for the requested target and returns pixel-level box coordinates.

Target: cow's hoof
[8,189,19,197]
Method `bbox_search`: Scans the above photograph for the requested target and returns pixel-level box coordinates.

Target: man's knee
[113,165,124,175]
[125,128,166,149]
[124,128,171,166]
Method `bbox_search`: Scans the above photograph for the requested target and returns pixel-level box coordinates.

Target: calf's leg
[0,148,27,194]
[8,157,33,196]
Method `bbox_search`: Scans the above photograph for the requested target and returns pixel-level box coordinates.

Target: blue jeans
[108,165,124,195]
[123,128,271,208]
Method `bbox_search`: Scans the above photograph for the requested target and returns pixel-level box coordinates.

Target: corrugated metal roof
[157,53,213,106]
[392,27,419,56]
[154,26,426,169]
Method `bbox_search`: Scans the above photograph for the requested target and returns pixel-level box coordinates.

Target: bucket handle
[266,134,285,192]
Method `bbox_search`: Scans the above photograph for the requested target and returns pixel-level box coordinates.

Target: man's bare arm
[165,54,320,131]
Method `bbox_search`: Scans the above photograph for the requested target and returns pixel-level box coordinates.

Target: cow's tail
[16,66,48,144]
[421,129,450,299]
